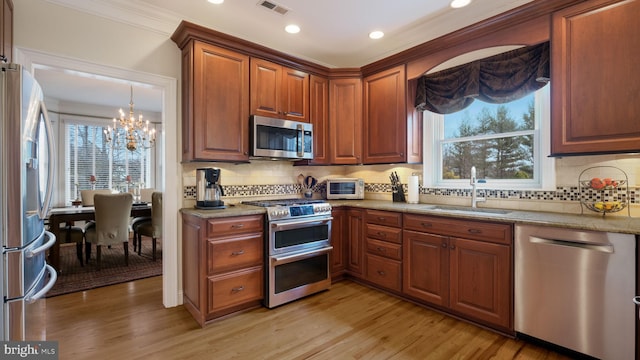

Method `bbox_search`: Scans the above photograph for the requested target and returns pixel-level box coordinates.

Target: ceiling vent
[257,0,290,15]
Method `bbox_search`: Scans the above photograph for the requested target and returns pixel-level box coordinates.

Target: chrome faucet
[470,166,486,208]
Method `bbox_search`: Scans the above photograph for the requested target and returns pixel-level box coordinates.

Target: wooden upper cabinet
[181,40,250,162]
[250,58,309,122]
[329,77,363,164]
[309,75,330,164]
[1,0,13,64]
[363,65,407,164]
[551,0,640,155]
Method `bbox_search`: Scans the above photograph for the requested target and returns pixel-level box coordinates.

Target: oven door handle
[271,246,333,266]
[271,217,333,231]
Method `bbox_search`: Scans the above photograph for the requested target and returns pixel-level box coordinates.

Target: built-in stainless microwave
[326,178,365,200]
[250,115,313,160]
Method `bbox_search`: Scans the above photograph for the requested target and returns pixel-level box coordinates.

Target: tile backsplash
[182,153,639,217]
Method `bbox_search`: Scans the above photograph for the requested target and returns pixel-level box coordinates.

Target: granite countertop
[180,204,266,218]
[329,200,640,235]
[180,200,640,235]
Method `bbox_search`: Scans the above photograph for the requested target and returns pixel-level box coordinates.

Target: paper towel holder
[407,173,421,204]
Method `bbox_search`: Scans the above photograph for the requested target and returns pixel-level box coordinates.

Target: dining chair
[80,189,112,206]
[84,193,134,270]
[58,223,85,266]
[131,192,162,261]
[140,188,156,203]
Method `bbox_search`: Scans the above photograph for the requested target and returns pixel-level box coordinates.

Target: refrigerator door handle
[25,230,56,259]
[38,100,56,220]
[24,264,57,304]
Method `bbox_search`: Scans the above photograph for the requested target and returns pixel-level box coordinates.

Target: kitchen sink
[428,205,512,215]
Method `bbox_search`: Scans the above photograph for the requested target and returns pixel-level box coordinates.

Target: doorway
[15,47,181,307]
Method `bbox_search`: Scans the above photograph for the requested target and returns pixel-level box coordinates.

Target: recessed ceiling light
[369,31,384,40]
[285,24,300,34]
[208,0,224,4]
[450,0,471,8]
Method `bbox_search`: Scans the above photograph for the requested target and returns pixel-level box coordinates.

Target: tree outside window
[424,84,554,189]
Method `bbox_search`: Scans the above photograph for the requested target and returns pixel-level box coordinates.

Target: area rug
[47,240,162,297]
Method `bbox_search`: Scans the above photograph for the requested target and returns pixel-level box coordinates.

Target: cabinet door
[189,41,249,162]
[308,75,329,164]
[551,0,640,155]
[281,66,309,122]
[181,214,206,325]
[330,208,347,279]
[402,230,449,307]
[449,237,511,330]
[250,58,281,118]
[250,59,309,121]
[329,78,362,164]
[363,65,407,164]
[346,208,364,277]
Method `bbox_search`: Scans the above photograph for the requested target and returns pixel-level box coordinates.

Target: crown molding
[45,0,181,35]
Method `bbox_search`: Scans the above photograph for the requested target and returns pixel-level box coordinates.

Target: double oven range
[242,199,333,308]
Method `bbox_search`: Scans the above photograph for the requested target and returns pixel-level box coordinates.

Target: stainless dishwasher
[515,224,635,360]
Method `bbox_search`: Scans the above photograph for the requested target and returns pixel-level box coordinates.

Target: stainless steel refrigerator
[1,63,57,341]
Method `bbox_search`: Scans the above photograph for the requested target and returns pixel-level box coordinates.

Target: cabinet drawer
[365,254,401,292]
[365,210,402,228]
[403,214,512,245]
[366,238,402,260]
[366,223,402,243]
[207,215,263,237]
[208,266,263,313]
[207,233,264,274]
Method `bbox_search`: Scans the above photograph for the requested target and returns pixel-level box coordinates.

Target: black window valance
[415,42,550,114]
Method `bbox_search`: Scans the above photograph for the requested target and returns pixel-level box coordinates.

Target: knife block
[392,186,406,202]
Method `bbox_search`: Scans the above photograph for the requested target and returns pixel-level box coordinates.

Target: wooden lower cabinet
[402,214,513,332]
[330,208,347,280]
[403,230,449,307]
[449,237,511,329]
[364,210,403,292]
[182,213,264,326]
[345,208,365,278]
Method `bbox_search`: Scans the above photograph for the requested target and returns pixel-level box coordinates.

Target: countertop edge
[180,200,639,235]
[329,200,640,235]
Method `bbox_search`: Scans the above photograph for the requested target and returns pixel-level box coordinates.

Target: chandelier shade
[104,86,156,152]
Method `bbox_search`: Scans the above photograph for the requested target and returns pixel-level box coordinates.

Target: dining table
[47,203,152,271]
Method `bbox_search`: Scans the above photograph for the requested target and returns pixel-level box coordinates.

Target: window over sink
[423,84,555,190]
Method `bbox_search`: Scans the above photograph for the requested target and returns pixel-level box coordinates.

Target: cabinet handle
[377,217,386,221]
[421,222,432,228]
[468,228,482,234]
[231,224,244,229]
[377,270,386,276]
[450,244,456,250]
[231,250,245,256]
[441,243,447,248]
[376,247,386,253]
[231,286,245,293]
[376,231,386,237]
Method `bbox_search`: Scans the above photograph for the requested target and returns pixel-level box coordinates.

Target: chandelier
[104,86,156,152]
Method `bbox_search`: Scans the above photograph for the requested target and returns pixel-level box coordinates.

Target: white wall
[14,1,180,78]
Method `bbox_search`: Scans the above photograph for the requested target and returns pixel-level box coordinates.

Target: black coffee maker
[195,168,225,209]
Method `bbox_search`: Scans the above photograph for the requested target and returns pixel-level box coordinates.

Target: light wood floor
[46,277,571,360]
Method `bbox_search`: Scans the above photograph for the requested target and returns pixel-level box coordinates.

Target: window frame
[423,85,555,190]
[59,114,157,206]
